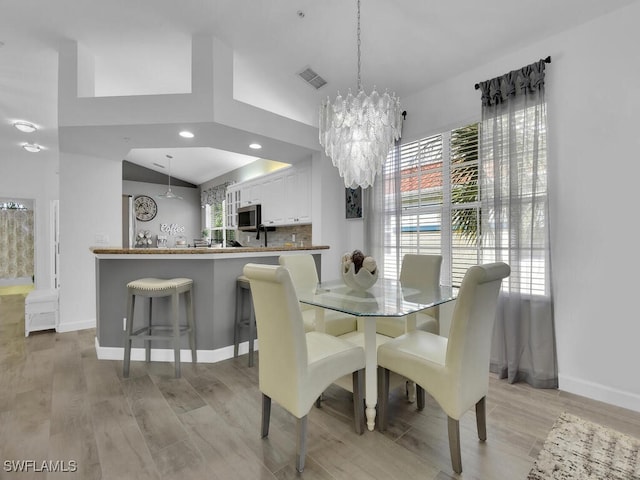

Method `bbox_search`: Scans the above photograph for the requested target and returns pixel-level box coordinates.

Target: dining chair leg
[296,415,308,473]
[261,394,271,438]
[377,367,390,431]
[352,369,365,434]
[448,416,462,474]
[476,396,487,441]
[406,381,416,403]
[416,384,425,411]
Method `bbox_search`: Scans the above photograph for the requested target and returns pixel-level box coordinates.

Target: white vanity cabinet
[25,289,59,336]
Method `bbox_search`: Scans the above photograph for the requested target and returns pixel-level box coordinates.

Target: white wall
[310,151,365,281]
[398,3,640,412]
[58,152,121,332]
[0,152,59,290]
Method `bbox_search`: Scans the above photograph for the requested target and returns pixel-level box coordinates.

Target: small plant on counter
[201,228,210,239]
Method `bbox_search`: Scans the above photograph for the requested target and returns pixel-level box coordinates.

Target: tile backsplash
[239,224,312,248]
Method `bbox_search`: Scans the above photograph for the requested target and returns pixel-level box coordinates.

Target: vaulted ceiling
[2,0,637,184]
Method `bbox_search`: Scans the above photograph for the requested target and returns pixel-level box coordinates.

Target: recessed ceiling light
[13,121,37,133]
[249,143,262,150]
[179,130,194,138]
[22,143,42,153]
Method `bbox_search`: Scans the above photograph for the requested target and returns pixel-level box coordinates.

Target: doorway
[0,198,35,297]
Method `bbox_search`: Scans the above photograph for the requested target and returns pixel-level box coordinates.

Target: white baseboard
[95,338,258,364]
[559,374,640,414]
[57,318,96,333]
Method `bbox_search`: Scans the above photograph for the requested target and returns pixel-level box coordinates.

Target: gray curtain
[201,182,232,207]
[478,59,558,388]
[365,140,402,278]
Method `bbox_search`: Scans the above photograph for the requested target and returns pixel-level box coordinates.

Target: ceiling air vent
[298,67,327,90]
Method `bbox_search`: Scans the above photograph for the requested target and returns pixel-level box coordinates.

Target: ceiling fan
[158,154,183,200]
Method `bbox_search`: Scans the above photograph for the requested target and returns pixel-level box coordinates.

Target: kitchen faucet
[256,224,268,247]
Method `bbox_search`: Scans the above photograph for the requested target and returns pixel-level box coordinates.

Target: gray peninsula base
[94,252,322,361]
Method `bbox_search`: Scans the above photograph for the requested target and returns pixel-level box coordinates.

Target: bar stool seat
[234,275,256,367]
[123,277,196,378]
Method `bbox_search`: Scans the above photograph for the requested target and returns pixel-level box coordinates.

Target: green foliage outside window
[210,201,234,244]
[451,123,479,244]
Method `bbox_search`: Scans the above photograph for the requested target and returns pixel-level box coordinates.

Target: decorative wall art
[345,187,363,219]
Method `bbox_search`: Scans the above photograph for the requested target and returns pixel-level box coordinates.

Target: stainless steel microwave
[237,204,261,231]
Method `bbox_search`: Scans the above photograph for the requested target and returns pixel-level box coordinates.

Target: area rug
[527,412,640,479]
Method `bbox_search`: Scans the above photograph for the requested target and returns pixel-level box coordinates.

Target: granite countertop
[91,245,329,255]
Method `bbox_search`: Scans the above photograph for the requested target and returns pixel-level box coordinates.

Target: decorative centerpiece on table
[341,249,378,291]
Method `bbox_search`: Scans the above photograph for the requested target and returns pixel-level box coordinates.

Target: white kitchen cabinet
[261,174,285,226]
[226,186,241,228]
[230,161,312,227]
[284,163,312,224]
[241,181,262,207]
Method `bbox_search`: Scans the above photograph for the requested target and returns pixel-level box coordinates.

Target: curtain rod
[474,56,551,90]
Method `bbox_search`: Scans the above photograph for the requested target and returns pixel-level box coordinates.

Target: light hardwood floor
[1,292,640,479]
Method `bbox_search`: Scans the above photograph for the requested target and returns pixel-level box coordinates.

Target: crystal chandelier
[319,0,403,189]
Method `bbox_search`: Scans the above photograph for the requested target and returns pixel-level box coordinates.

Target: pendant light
[158,154,183,200]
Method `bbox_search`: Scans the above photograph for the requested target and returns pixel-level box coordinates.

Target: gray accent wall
[96,253,321,352]
[123,180,201,247]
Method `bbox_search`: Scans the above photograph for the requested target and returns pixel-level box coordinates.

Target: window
[207,200,235,246]
[385,123,479,287]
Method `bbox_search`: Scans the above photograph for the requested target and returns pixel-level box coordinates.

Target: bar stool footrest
[130,325,192,339]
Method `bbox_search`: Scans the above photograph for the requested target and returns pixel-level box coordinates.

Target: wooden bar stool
[234,275,256,367]
[123,277,196,378]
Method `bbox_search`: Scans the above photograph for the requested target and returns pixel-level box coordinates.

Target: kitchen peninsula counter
[93,245,329,363]
[92,245,328,256]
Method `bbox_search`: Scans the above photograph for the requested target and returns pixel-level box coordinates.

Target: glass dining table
[297,277,456,431]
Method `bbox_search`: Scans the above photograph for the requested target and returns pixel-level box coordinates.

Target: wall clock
[134,195,158,222]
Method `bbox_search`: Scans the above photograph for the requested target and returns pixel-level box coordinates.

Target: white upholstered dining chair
[375,254,443,338]
[377,262,510,474]
[279,254,357,336]
[243,263,365,473]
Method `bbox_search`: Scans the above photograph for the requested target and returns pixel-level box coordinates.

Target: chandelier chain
[357,0,362,91]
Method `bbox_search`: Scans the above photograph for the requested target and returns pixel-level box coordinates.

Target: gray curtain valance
[478,59,546,107]
[201,182,232,206]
